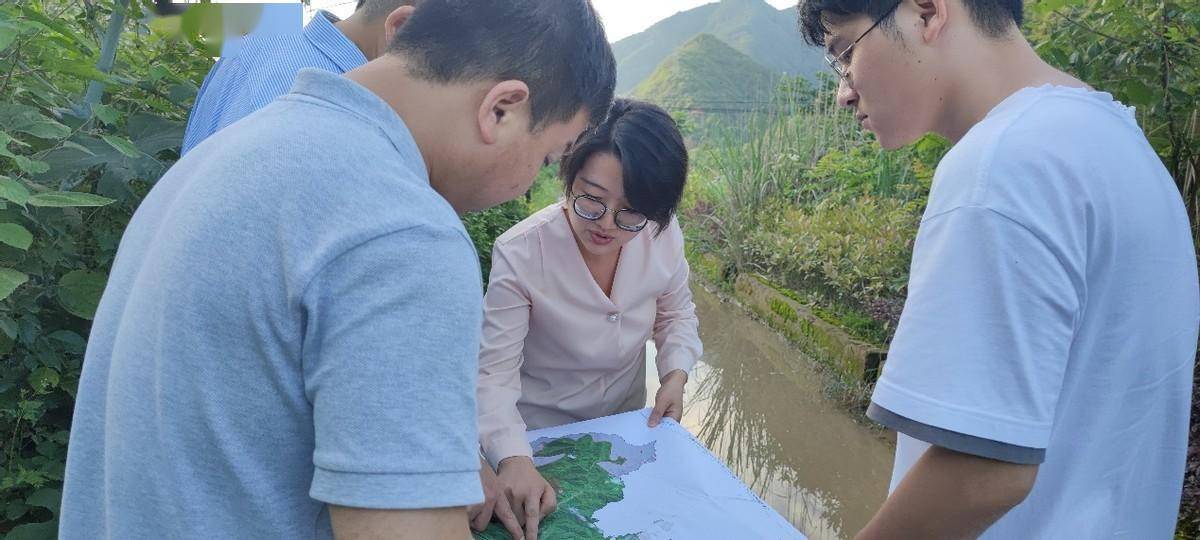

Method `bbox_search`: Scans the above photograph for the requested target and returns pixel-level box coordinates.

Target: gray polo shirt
[61,68,484,539]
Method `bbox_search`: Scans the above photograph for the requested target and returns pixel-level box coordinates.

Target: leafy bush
[745,196,920,342]
[526,164,562,213]
[0,1,212,534]
[463,199,529,282]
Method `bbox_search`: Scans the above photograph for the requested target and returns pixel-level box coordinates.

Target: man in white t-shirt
[798,0,1199,537]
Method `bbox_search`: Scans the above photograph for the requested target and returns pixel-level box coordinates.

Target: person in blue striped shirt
[181,1,414,155]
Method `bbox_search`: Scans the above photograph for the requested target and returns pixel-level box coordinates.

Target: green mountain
[613,0,825,95]
[631,33,779,110]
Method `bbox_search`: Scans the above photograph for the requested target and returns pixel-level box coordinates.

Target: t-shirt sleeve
[870,205,1081,459]
[300,225,484,509]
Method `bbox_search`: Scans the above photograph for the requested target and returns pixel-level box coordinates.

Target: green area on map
[475,434,651,540]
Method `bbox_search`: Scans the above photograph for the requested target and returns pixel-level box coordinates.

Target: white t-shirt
[870,85,1199,538]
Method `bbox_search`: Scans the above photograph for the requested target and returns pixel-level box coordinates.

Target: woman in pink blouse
[468,99,703,538]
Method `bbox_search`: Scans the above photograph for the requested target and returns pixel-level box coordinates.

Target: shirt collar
[303,11,369,73]
[287,68,430,187]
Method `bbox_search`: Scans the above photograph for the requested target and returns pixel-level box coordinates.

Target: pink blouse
[477,203,703,468]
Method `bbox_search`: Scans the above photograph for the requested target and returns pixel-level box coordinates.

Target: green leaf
[0,130,16,154]
[0,315,16,339]
[58,269,107,320]
[0,131,51,174]
[91,104,120,126]
[128,113,184,155]
[0,26,17,54]
[4,519,57,540]
[28,367,59,394]
[100,134,141,158]
[24,488,60,515]
[47,330,85,352]
[38,52,115,84]
[4,503,28,521]
[34,348,62,372]
[59,141,96,157]
[15,119,70,140]
[14,156,49,175]
[0,176,30,205]
[0,105,70,140]
[148,65,171,82]
[0,223,33,250]
[38,134,120,181]
[0,268,28,301]
[0,332,13,356]
[168,82,199,105]
[97,167,136,201]
[17,314,40,346]
[1121,79,1156,107]
[17,3,95,55]
[27,192,114,208]
[1033,0,1074,14]
[16,399,44,422]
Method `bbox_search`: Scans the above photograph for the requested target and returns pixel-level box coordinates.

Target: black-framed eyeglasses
[824,0,902,84]
[571,193,648,233]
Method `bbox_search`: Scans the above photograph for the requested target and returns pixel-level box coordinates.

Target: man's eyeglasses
[825,0,902,83]
[571,193,648,233]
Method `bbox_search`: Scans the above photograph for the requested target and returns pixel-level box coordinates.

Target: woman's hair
[559,98,688,236]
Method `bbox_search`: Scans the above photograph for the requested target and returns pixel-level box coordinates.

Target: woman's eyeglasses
[571,193,648,233]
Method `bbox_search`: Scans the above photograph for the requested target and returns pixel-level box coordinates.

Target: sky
[309,0,798,42]
[591,0,798,42]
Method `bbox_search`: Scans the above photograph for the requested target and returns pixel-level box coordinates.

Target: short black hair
[797,0,1022,47]
[355,1,414,20]
[559,99,688,237]
[387,0,616,132]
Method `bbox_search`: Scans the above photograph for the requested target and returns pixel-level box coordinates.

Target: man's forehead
[821,12,864,51]
[823,29,848,54]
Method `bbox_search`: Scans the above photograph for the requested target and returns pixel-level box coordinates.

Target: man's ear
[476,80,531,145]
[912,0,950,44]
[382,5,416,46]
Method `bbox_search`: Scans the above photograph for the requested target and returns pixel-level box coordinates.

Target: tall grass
[679,78,946,344]
[689,78,920,277]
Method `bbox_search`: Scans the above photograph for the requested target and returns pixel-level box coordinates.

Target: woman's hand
[496,456,557,540]
[649,369,687,427]
[468,457,524,538]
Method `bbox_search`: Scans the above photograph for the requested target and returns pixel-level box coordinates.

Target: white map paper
[475,409,805,540]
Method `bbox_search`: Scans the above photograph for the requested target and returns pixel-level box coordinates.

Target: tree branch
[1054,11,1131,46]
[76,0,130,117]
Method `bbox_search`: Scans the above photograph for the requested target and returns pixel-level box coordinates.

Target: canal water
[644,283,895,539]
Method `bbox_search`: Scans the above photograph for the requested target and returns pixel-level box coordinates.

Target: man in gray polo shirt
[59,1,615,538]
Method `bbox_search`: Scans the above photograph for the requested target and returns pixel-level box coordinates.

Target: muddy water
[645,284,895,540]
